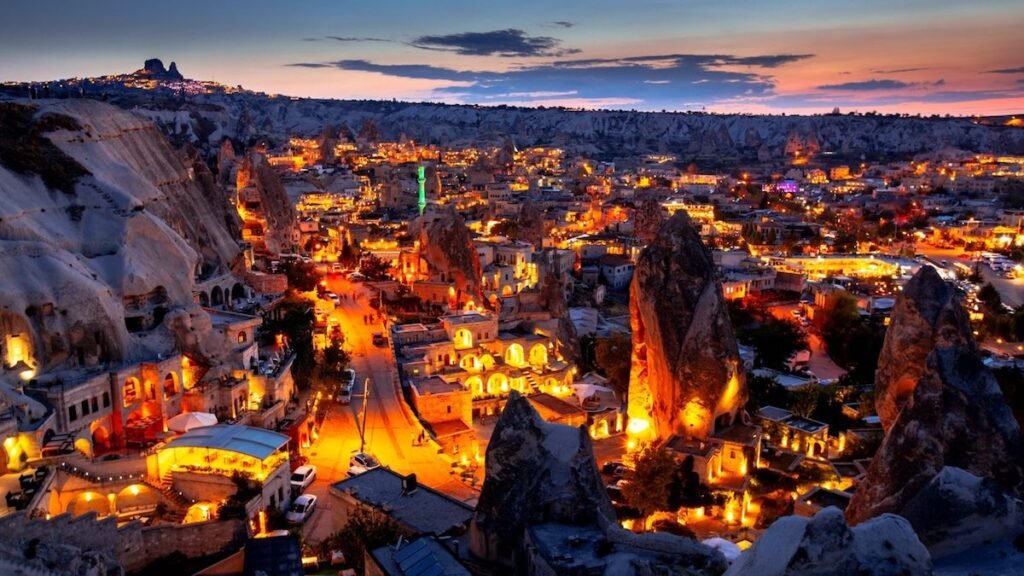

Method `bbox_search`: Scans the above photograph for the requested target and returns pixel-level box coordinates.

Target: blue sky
[2,0,1022,114]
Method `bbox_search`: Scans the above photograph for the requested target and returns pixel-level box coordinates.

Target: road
[767,304,847,381]
[299,276,478,543]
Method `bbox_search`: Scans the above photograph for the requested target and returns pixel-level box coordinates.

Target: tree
[978,282,1003,312]
[319,507,400,574]
[745,317,808,370]
[260,296,316,389]
[623,447,680,517]
[594,332,632,399]
[280,260,321,292]
[820,291,861,363]
[360,253,391,280]
[321,332,350,377]
[789,386,820,418]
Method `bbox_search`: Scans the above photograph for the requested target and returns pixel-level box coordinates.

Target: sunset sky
[3,0,1023,115]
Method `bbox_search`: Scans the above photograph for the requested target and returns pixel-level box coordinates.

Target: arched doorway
[480,354,496,371]
[210,286,223,307]
[163,373,178,399]
[67,492,111,517]
[465,376,484,397]
[231,283,247,302]
[504,343,524,367]
[123,377,140,406]
[529,344,548,368]
[454,328,473,349]
[486,373,508,395]
[91,422,111,454]
[116,484,157,514]
[460,354,481,372]
[198,292,209,306]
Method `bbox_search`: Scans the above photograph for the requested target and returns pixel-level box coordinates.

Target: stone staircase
[523,371,541,392]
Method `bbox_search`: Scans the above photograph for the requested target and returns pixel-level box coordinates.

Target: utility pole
[358,377,371,453]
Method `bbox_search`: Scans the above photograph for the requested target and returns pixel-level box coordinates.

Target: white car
[290,465,317,492]
[347,453,381,477]
[341,369,356,390]
[286,494,317,524]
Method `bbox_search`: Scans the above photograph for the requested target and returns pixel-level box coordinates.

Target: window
[102,392,110,408]
[237,332,247,344]
[163,374,177,399]
[69,405,77,422]
[447,405,452,414]
[81,399,90,416]
[730,450,737,460]
[123,379,138,406]
[91,397,99,412]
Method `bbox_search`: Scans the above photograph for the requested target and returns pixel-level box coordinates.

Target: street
[298,276,478,543]
[767,304,847,381]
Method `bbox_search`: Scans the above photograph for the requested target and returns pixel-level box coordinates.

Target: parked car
[348,452,381,477]
[290,465,317,493]
[336,387,352,405]
[601,460,626,475]
[341,369,356,390]
[372,332,387,347]
[326,292,341,304]
[286,494,317,524]
[348,272,366,282]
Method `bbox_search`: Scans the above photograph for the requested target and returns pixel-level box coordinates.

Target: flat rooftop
[332,467,473,536]
[662,435,717,458]
[413,376,464,396]
[528,393,585,418]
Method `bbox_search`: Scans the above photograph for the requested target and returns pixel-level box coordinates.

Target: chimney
[401,473,417,495]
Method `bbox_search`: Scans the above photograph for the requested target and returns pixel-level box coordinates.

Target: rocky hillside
[122,92,1024,160]
[0,99,241,372]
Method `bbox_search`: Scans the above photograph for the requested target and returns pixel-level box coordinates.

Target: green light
[417,165,426,216]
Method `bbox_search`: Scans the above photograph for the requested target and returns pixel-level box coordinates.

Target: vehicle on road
[325,292,341,304]
[331,263,343,273]
[290,465,317,493]
[372,332,387,347]
[286,494,317,524]
[348,272,366,282]
[341,369,356,390]
[336,387,352,405]
[348,452,381,477]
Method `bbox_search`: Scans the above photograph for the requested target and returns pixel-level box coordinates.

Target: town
[1,24,1023,575]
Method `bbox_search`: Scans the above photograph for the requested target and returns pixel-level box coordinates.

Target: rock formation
[471,391,615,562]
[847,345,1024,524]
[136,58,183,82]
[410,208,483,308]
[874,265,973,431]
[471,392,725,574]
[627,212,745,442]
[633,195,665,244]
[516,196,545,250]
[235,152,297,255]
[725,507,932,576]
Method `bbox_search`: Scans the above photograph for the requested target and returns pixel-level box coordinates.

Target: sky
[2,0,1023,115]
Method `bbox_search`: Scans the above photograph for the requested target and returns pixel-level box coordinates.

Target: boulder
[899,466,1024,558]
[726,507,932,576]
[874,266,973,431]
[627,212,745,442]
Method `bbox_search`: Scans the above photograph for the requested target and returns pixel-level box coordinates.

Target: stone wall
[124,518,247,573]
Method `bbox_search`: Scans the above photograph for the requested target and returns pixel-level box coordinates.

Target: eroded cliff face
[846,345,1024,524]
[874,266,973,431]
[627,212,745,442]
[410,208,483,308]
[235,152,297,256]
[516,197,545,250]
[0,99,241,372]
